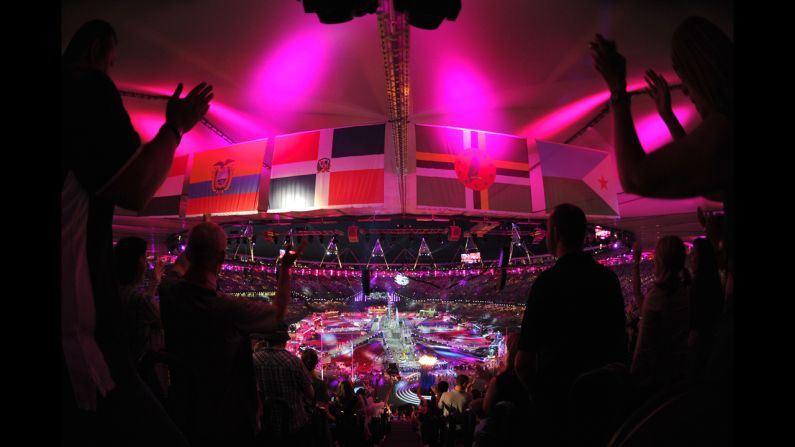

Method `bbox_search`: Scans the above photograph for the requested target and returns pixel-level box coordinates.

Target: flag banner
[185,139,268,216]
[267,123,389,212]
[535,140,620,216]
[139,154,189,217]
[532,228,547,245]
[412,124,532,214]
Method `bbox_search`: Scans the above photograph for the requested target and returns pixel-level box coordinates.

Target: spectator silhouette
[589,16,732,203]
[62,19,210,446]
[418,393,443,447]
[482,333,529,417]
[113,237,168,402]
[515,203,628,444]
[590,16,734,293]
[253,323,314,445]
[631,235,690,395]
[162,222,304,447]
[328,380,366,447]
[438,374,470,417]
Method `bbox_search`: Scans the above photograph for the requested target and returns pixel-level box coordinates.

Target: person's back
[632,282,690,390]
[516,204,627,444]
[330,386,365,447]
[632,235,692,393]
[438,389,469,417]
[253,340,312,437]
[526,253,628,397]
[166,280,258,446]
[163,223,305,447]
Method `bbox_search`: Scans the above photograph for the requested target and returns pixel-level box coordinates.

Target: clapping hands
[166,82,214,134]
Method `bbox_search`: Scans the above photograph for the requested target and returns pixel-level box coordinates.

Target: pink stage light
[249,29,331,110]
[520,80,648,140]
[117,81,272,139]
[436,58,496,112]
[209,102,272,137]
[634,105,695,153]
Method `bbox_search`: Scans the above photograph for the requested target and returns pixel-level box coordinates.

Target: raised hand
[632,241,642,264]
[166,82,214,134]
[281,239,309,270]
[644,69,673,116]
[590,34,627,92]
[153,257,166,283]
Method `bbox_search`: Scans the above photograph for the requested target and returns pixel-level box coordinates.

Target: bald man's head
[186,222,227,273]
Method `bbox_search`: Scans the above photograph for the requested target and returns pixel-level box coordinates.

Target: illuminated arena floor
[287,304,505,405]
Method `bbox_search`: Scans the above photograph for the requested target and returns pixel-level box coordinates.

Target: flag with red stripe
[267,124,387,212]
[532,228,546,244]
[185,139,268,216]
[139,154,189,217]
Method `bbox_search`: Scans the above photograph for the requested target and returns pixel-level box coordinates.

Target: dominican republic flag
[267,123,386,212]
[535,140,620,216]
[139,154,188,217]
[185,139,268,216]
[414,124,532,214]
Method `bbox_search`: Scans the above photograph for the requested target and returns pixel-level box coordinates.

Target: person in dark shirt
[162,222,305,447]
[253,324,314,445]
[62,19,212,446]
[515,203,628,444]
[113,237,168,401]
[301,348,334,447]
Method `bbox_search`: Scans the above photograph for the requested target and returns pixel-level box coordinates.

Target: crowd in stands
[63,15,732,446]
[159,259,651,308]
[110,219,722,447]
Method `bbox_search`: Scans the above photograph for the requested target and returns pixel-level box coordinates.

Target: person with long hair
[631,235,691,393]
[589,16,732,202]
[113,237,167,402]
[590,16,734,298]
[328,380,366,446]
[592,19,734,442]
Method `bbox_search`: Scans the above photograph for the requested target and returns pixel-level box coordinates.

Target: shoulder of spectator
[643,286,666,310]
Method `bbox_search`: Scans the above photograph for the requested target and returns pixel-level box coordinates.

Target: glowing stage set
[287,297,505,405]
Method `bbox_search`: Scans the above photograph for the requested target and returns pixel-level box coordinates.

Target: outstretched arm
[144,258,165,300]
[273,240,308,321]
[591,35,731,199]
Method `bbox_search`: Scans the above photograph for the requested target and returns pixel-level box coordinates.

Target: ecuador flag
[185,139,268,216]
